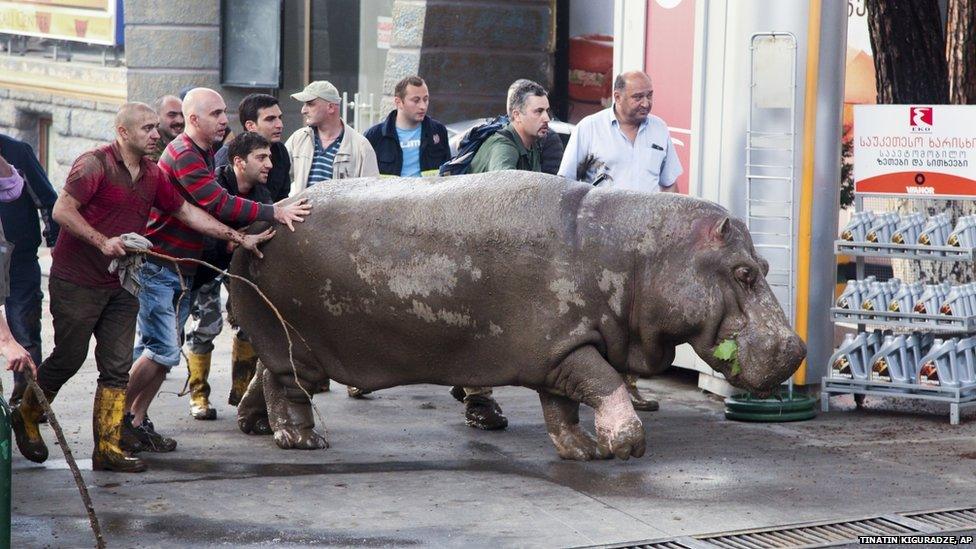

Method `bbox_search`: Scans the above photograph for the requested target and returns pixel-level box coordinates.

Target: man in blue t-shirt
[364,76,450,178]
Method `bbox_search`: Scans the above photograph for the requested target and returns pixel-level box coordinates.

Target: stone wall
[124,0,313,136]
[124,0,280,134]
[0,55,125,188]
[383,0,555,122]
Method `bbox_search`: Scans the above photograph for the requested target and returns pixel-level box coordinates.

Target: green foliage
[840,138,855,209]
[713,338,741,376]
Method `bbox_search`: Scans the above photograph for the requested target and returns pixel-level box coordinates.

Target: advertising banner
[854,105,976,198]
[0,0,122,46]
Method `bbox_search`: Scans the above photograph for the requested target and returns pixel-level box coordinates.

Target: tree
[865,0,948,104]
[865,0,974,284]
[946,0,976,104]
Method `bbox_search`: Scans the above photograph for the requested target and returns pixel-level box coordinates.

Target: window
[38,115,52,173]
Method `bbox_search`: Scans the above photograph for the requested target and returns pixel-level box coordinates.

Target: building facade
[0,0,555,186]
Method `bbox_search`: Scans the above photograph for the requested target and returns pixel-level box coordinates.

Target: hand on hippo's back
[273,197,312,231]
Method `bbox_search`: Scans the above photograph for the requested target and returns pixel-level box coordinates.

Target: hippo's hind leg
[549,345,645,460]
[237,360,272,435]
[264,367,329,450]
[538,391,606,461]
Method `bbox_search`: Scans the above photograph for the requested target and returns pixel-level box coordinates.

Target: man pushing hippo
[229,171,806,460]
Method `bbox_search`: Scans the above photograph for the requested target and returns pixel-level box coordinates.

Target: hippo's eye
[734,266,755,286]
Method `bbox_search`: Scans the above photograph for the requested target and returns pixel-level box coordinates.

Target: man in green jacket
[454,79,551,430]
[469,80,549,174]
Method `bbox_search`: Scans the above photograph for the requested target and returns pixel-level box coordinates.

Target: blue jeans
[133,261,193,370]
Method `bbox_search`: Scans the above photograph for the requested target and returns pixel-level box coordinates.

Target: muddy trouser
[36,277,140,392]
[462,387,493,398]
[185,277,247,355]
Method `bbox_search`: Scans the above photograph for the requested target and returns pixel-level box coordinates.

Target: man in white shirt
[558,71,682,193]
[557,71,683,411]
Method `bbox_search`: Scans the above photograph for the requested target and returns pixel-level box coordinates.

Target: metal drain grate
[698,517,914,549]
[576,506,976,549]
[901,507,976,532]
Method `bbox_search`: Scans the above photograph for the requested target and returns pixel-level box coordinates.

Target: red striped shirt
[146,133,274,275]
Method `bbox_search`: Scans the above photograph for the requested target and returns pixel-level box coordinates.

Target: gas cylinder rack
[822,192,976,424]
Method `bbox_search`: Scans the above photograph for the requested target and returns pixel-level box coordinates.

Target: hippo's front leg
[550,345,645,460]
[538,391,608,461]
[263,365,329,450]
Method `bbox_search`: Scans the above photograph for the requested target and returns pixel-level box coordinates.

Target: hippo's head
[642,213,806,395]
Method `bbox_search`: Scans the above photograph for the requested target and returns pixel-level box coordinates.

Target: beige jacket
[285,121,379,196]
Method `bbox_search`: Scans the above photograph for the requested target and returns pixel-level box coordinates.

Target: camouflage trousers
[185,277,248,355]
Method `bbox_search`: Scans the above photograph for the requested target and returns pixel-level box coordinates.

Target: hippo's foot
[238,360,270,435]
[263,367,329,450]
[238,411,272,436]
[595,385,646,460]
[539,390,607,461]
[549,425,605,461]
[273,427,329,450]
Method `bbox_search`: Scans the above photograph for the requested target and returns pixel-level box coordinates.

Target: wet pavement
[7,273,976,547]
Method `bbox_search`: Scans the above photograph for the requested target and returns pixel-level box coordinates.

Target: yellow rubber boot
[229,337,257,406]
[92,385,146,473]
[11,387,54,463]
[188,351,216,420]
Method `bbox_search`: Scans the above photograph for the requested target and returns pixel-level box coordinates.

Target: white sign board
[854,104,976,197]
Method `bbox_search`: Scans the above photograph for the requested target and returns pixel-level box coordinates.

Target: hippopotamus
[229,171,806,460]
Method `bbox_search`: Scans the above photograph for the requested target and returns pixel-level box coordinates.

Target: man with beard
[451,79,552,431]
[10,102,275,472]
[124,88,311,453]
[215,93,289,201]
[557,70,683,411]
[149,95,185,162]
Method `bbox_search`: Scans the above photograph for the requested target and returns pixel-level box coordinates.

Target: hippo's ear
[708,217,731,244]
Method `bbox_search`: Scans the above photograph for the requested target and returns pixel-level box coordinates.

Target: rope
[19,376,106,549]
[129,249,325,428]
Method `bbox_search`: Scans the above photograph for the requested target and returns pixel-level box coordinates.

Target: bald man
[557,71,683,412]
[11,102,276,473]
[149,95,185,162]
[124,88,310,451]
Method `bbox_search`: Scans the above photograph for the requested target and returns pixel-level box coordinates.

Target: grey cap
[291,81,341,104]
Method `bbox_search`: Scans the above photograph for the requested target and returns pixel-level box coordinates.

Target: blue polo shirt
[557,107,682,192]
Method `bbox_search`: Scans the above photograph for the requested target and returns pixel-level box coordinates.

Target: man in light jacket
[285,80,379,196]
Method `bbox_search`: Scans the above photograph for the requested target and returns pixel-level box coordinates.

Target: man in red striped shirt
[125,88,311,453]
[11,102,275,473]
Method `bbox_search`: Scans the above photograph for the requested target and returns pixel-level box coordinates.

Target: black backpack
[439,115,514,176]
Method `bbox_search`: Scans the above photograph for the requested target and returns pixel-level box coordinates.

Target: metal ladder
[746,32,798,322]
[746,32,798,394]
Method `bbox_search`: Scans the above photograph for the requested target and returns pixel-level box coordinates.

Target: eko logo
[910,106,933,131]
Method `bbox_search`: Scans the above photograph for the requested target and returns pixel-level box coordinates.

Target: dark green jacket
[469,124,542,173]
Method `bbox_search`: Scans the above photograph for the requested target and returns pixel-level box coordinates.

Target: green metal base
[724,392,818,422]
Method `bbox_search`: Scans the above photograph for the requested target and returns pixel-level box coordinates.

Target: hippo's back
[230,171,603,389]
[297,171,592,250]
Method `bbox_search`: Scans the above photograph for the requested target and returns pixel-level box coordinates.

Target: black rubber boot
[464,395,509,430]
[627,382,660,412]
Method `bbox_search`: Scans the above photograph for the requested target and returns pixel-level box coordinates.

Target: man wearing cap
[285,81,379,196]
